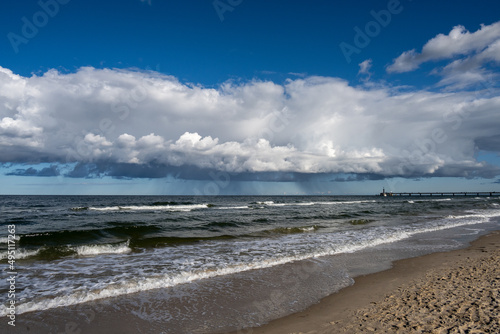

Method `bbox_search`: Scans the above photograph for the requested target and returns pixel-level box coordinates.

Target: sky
[1,0,500,195]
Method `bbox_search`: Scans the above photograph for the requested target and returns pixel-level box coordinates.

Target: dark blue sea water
[1,195,500,332]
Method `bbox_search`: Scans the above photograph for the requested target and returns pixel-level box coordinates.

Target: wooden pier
[380,191,500,197]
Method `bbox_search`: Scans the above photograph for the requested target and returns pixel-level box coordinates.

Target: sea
[1,195,500,333]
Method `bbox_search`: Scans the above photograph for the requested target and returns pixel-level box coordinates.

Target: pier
[379,189,500,197]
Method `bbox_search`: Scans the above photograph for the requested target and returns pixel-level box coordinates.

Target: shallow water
[1,195,499,332]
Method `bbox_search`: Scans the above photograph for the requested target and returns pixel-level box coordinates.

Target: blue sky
[1,0,500,195]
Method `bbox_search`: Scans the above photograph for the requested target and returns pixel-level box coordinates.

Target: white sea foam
[7,257,315,316]
[1,213,476,317]
[0,235,20,243]
[266,202,315,207]
[3,242,371,316]
[0,241,133,260]
[317,200,377,205]
[89,204,209,212]
[258,200,368,207]
[272,226,317,233]
[0,248,39,260]
[89,206,121,211]
[256,201,275,205]
[3,206,499,317]
[411,198,453,202]
[216,206,250,210]
[70,206,88,211]
[258,201,286,206]
[76,241,131,256]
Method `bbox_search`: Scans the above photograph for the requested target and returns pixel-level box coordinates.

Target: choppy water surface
[1,195,499,331]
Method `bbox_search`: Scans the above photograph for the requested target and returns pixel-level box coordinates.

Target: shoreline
[229,230,500,334]
[4,229,499,333]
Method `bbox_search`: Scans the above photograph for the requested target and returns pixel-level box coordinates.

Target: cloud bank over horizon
[1,21,500,183]
[1,65,499,181]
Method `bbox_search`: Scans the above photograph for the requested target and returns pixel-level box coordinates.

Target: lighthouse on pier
[379,188,393,196]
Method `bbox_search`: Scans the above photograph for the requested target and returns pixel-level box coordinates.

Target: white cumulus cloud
[387,21,500,89]
[0,66,499,180]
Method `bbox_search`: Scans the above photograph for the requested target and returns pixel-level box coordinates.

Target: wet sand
[5,231,500,333]
[234,230,500,334]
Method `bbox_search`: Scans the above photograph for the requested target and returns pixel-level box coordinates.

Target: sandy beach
[237,230,500,334]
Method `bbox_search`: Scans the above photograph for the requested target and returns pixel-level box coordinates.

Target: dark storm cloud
[6,165,60,177]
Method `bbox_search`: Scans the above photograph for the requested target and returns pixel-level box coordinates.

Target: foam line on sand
[235,230,500,334]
